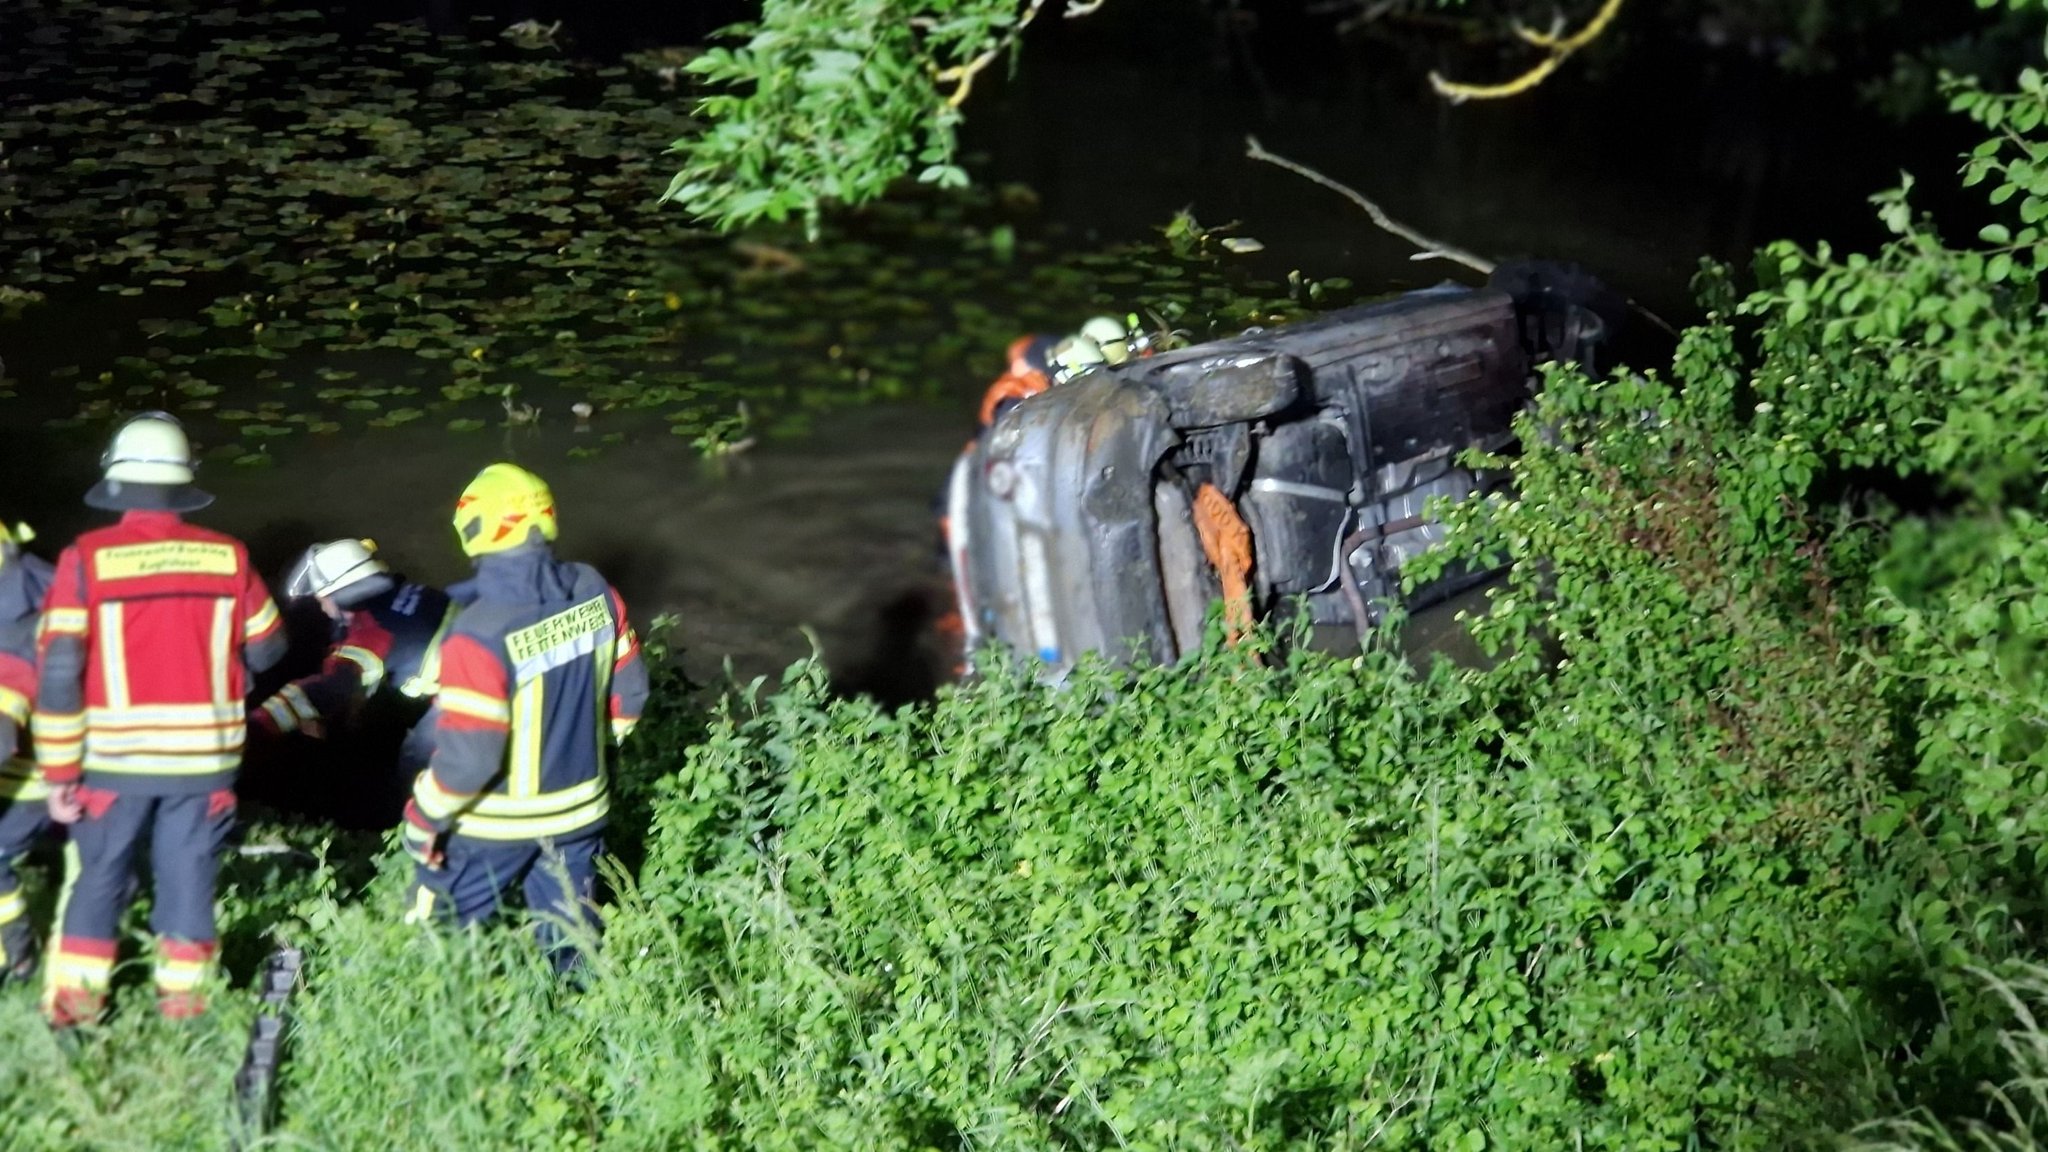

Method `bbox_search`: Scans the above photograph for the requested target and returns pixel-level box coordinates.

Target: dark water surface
[0,0,1976,695]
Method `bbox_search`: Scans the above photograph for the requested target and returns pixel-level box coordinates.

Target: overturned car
[943,261,1623,678]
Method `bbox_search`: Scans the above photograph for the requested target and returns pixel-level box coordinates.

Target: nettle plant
[1739,47,2048,909]
[1413,26,2048,1133]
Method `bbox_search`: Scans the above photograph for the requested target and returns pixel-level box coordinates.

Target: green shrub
[1850,964,2048,1152]
[0,977,253,1151]
[28,15,2048,1152]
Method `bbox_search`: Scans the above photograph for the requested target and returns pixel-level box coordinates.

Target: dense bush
[15,16,2048,1152]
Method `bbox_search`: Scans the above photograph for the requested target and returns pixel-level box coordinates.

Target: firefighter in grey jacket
[0,522,55,982]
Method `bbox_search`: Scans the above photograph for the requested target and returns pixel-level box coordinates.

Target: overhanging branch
[1243,135,1496,275]
[1430,0,1627,103]
[933,0,1054,109]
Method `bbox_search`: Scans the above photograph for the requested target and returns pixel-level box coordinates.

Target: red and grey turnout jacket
[254,579,457,738]
[0,543,55,803]
[407,545,648,842]
[33,511,286,794]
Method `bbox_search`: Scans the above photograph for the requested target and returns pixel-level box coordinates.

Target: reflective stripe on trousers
[43,788,235,1020]
[0,795,51,969]
[405,831,603,974]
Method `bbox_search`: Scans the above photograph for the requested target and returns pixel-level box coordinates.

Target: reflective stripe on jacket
[33,511,284,794]
[411,547,648,841]
[0,547,52,802]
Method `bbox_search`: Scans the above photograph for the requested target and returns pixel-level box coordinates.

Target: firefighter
[399,463,648,974]
[0,521,55,984]
[976,333,1061,430]
[33,411,287,1026]
[250,538,457,820]
[1077,313,1153,366]
[1049,333,1108,385]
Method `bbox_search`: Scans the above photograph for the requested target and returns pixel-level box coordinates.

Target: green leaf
[916,165,970,189]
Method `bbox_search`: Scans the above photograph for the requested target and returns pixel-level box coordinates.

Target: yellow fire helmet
[453,462,558,557]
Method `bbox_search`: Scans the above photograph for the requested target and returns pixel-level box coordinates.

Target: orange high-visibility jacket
[976,369,1051,428]
[33,511,285,794]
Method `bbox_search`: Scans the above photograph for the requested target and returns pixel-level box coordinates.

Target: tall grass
[178,625,1925,1151]
[1853,966,2048,1152]
[0,973,253,1150]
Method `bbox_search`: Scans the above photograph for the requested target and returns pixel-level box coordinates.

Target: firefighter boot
[1,916,36,985]
[156,939,215,1019]
[44,977,108,1030]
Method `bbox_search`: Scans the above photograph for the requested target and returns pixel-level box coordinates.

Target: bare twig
[1515,0,1620,51]
[934,0,1050,108]
[1243,135,1495,274]
[1429,0,1627,103]
[1064,0,1108,16]
[1431,51,1568,102]
[1243,135,1684,341]
[1631,301,1681,338]
[1335,0,1405,37]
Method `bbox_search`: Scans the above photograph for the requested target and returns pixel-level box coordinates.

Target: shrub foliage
[12,17,2048,1152]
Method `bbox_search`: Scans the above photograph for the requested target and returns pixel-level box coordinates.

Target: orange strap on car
[1192,483,1256,646]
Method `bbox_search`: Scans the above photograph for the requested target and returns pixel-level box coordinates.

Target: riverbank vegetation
[6,2,2048,1150]
[5,69,2048,1144]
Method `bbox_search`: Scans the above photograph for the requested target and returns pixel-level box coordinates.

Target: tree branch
[1515,0,1624,52]
[1429,0,1627,103]
[934,0,1051,109]
[1243,135,1496,275]
[1335,0,1407,38]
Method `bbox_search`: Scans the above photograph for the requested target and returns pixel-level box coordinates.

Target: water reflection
[0,0,1978,702]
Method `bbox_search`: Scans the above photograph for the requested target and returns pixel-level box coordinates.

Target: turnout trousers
[405,830,603,974]
[46,786,236,1025]
[0,792,51,976]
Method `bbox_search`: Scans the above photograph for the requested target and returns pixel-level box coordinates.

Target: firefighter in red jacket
[400,463,648,973]
[250,538,457,823]
[34,412,286,1026]
[0,521,55,984]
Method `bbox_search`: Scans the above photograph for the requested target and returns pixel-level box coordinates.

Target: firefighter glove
[46,782,83,826]
[400,799,445,870]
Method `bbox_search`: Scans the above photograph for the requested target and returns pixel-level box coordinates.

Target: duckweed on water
[0,1,1349,458]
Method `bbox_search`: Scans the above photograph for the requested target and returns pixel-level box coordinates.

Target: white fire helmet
[1050,334,1107,384]
[86,411,212,512]
[1078,313,1151,365]
[286,538,392,606]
